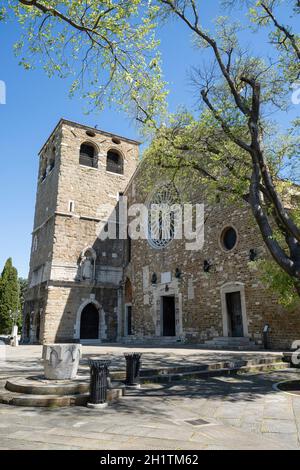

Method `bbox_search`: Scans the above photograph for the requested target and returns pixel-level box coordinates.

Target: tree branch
[260,1,300,60]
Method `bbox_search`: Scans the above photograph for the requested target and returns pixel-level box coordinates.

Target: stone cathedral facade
[23,119,300,350]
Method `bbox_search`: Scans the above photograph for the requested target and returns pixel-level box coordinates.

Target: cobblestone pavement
[0,345,299,450]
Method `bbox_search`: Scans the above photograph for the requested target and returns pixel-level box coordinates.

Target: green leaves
[0,5,7,22]
[256,259,300,309]
[9,0,168,125]
[5,1,300,299]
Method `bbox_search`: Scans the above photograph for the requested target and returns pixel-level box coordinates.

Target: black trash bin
[124,353,142,387]
[87,359,111,408]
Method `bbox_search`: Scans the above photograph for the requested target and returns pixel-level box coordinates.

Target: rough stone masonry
[23,119,300,349]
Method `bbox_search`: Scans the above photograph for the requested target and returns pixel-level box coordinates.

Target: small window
[40,156,47,182]
[47,146,56,173]
[221,227,237,251]
[69,200,75,213]
[106,150,123,174]
[112,137,121,145]
[79,143,97,168]
[32,235,38,253]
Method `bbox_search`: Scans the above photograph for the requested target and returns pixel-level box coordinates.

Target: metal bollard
[87,359,111,409]
[124,353,142,388]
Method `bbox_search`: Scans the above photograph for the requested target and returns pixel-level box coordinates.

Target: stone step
[122,337,182,345]
[5,376,90,396]
[0,387,124,408]
[200,345,260,351]
[137,356,282,377]
[209,336,252,342]
[108,356,283,382]
[202,337,260,350]
[282,351,300,368]
[80,340,102,346]
[0,391,89,407]
[140,361,288,384]
[5,376,126,397]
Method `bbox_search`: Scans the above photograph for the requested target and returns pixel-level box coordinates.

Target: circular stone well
[6,375,90,396]
[0,375,125,407]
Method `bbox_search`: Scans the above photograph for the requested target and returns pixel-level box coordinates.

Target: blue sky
[0,2,298,278]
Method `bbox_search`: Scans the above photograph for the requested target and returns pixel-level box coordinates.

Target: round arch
[106,147,124,174]
[106,145,125,156]
[79,141,99,168]
[74,299,107,342]
[79,140,100,155]
[33,310,41,343]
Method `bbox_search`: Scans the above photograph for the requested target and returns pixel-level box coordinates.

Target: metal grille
[106,150,123,174]
[147,184,181,249]
[79,154,98,168]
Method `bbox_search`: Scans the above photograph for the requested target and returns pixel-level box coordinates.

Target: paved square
[0,345,299,450]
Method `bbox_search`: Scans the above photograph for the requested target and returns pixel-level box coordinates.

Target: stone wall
[24,118,300,349]
[123,166,300,350]
[24,119,139,344]
[56,121,139,217]
[27,126,62,287]
[41,284,119,343]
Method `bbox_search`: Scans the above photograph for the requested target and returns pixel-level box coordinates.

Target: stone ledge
[0,383,124,408]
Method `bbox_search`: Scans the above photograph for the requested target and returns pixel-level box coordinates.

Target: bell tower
[24,119,139,344]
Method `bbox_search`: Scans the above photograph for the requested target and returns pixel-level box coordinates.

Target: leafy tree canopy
[0,258,21,334]
[2,1,300,305]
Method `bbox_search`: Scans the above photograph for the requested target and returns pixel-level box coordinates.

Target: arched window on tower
[40,145,56,182]
[79,143,97,168]
[48,146,56,172]
[106,149,124,175]
[40,155,47,182]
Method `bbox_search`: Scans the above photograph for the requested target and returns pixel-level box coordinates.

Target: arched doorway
[80,303,99,340]
[33,312,41,343]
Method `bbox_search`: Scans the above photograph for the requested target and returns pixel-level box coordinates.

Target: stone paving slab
[0,345,300,450]
[1,344,284,375]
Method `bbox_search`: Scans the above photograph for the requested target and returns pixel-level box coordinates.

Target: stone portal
[162,296,176,337]
[226,292,244,337]
[80,304,99,340]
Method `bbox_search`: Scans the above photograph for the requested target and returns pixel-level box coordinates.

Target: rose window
[147,184,181,249]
